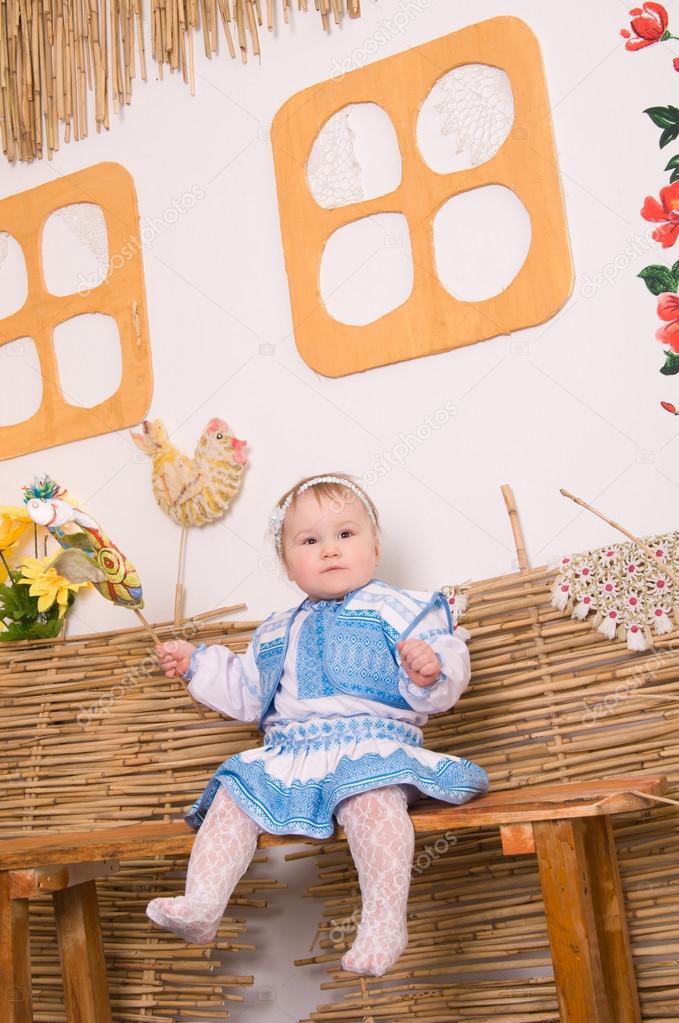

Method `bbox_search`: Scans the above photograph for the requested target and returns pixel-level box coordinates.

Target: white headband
[271,475,376,556]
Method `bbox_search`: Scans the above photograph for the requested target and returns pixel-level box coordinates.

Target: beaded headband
[270,475,376,555]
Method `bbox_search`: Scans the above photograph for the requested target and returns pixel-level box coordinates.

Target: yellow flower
[0,506,31,554]
[17,555,90,618]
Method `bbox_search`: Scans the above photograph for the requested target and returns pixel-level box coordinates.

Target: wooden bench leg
[0,873,33,1023]
[582,816,642,1023]
[533,818,640,1023]
[52,879,112,1023]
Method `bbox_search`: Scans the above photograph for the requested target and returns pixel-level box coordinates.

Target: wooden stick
[560,488,679,587]
[501,484,528,572]
[174,524,188,627]
[132,607,207,719]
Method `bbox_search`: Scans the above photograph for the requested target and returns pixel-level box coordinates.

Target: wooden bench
[0,775,667,1023]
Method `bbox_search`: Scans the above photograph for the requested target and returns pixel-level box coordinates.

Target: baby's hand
[155,640,196,679]
[397,639,441,688]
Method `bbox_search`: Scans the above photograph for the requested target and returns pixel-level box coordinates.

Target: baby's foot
[341,911,408,976]
[146,896,222,945]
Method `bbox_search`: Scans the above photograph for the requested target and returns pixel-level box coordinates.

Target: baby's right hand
[155,640,196,679]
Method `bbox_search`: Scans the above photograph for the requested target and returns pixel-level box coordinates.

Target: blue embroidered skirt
[184,715,489,839]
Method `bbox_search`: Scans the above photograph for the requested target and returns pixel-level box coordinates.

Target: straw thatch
[0,0,361,164]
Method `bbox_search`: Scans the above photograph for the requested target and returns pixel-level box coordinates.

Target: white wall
[0,1,676,1015]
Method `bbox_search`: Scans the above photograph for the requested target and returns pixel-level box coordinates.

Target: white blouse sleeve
[395,593,471,715]
[183,640,264,722]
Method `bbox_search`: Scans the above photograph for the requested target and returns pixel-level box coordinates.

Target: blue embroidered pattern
[183,643,206,681]
[257,636,285,694]
[324,613,409,708]
[401,662,448,701]
[293,602,410,708]
[264,715,423,750]
[296,602,342,699]
[184,745,489,838]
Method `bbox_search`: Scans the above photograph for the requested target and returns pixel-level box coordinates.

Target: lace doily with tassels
[550,532,678,651]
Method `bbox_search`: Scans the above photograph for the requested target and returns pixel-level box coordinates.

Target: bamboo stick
[560,489,679,587]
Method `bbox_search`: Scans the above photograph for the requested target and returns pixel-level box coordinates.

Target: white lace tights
[145,783,414,976]
[146,785,261,944]
[335,785,414,976]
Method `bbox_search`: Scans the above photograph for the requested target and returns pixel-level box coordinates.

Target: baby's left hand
[397,639,441,688]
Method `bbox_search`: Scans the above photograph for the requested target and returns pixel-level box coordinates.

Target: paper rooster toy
[22,476,143,608]
[130,418,248,527]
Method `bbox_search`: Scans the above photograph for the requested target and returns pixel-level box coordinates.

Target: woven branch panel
[0,611,283,1021]
[3,561,679,1021]
[295,563,679,1022]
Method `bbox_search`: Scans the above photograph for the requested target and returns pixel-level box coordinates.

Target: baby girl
[149,473,488,976]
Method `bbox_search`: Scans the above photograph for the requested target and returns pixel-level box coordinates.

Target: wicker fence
[2,551,679,1021]
[295,561,679,1022]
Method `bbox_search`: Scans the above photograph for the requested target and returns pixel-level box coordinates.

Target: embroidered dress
[183,580,488,839]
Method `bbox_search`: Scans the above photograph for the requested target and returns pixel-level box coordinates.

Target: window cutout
[0,233,28,318]
[42,203,109,296]
[0,163,151,461]
[308,103,402,209]
[271,17,573,376]
[320,212,413,325]
[417,64,514,173]
[53,314,122,408]
[0,338,42,426]
[434,185,531,301]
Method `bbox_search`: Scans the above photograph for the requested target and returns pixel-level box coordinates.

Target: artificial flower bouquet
[0,501,90,641]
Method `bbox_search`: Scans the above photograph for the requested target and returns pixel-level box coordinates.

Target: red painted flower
[655,292,679,351]
[621,3,669,49]
[661,400,679,414]
[642,181,679,247]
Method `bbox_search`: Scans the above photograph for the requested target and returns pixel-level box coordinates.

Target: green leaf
[660,349,679,375]
[638,265,677,295]
[644,105,679,128]
[0,618,63,642]
[0,583,34,621]
[672,168,679,184]
[660,126,679,149]
[665,154,679,170]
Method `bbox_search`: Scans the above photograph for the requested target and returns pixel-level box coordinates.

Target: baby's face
[282,490,380,600]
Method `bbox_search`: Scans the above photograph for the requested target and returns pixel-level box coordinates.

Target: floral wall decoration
[620,3,679,413]
[0,0,361,165]
[620,3,679,66]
